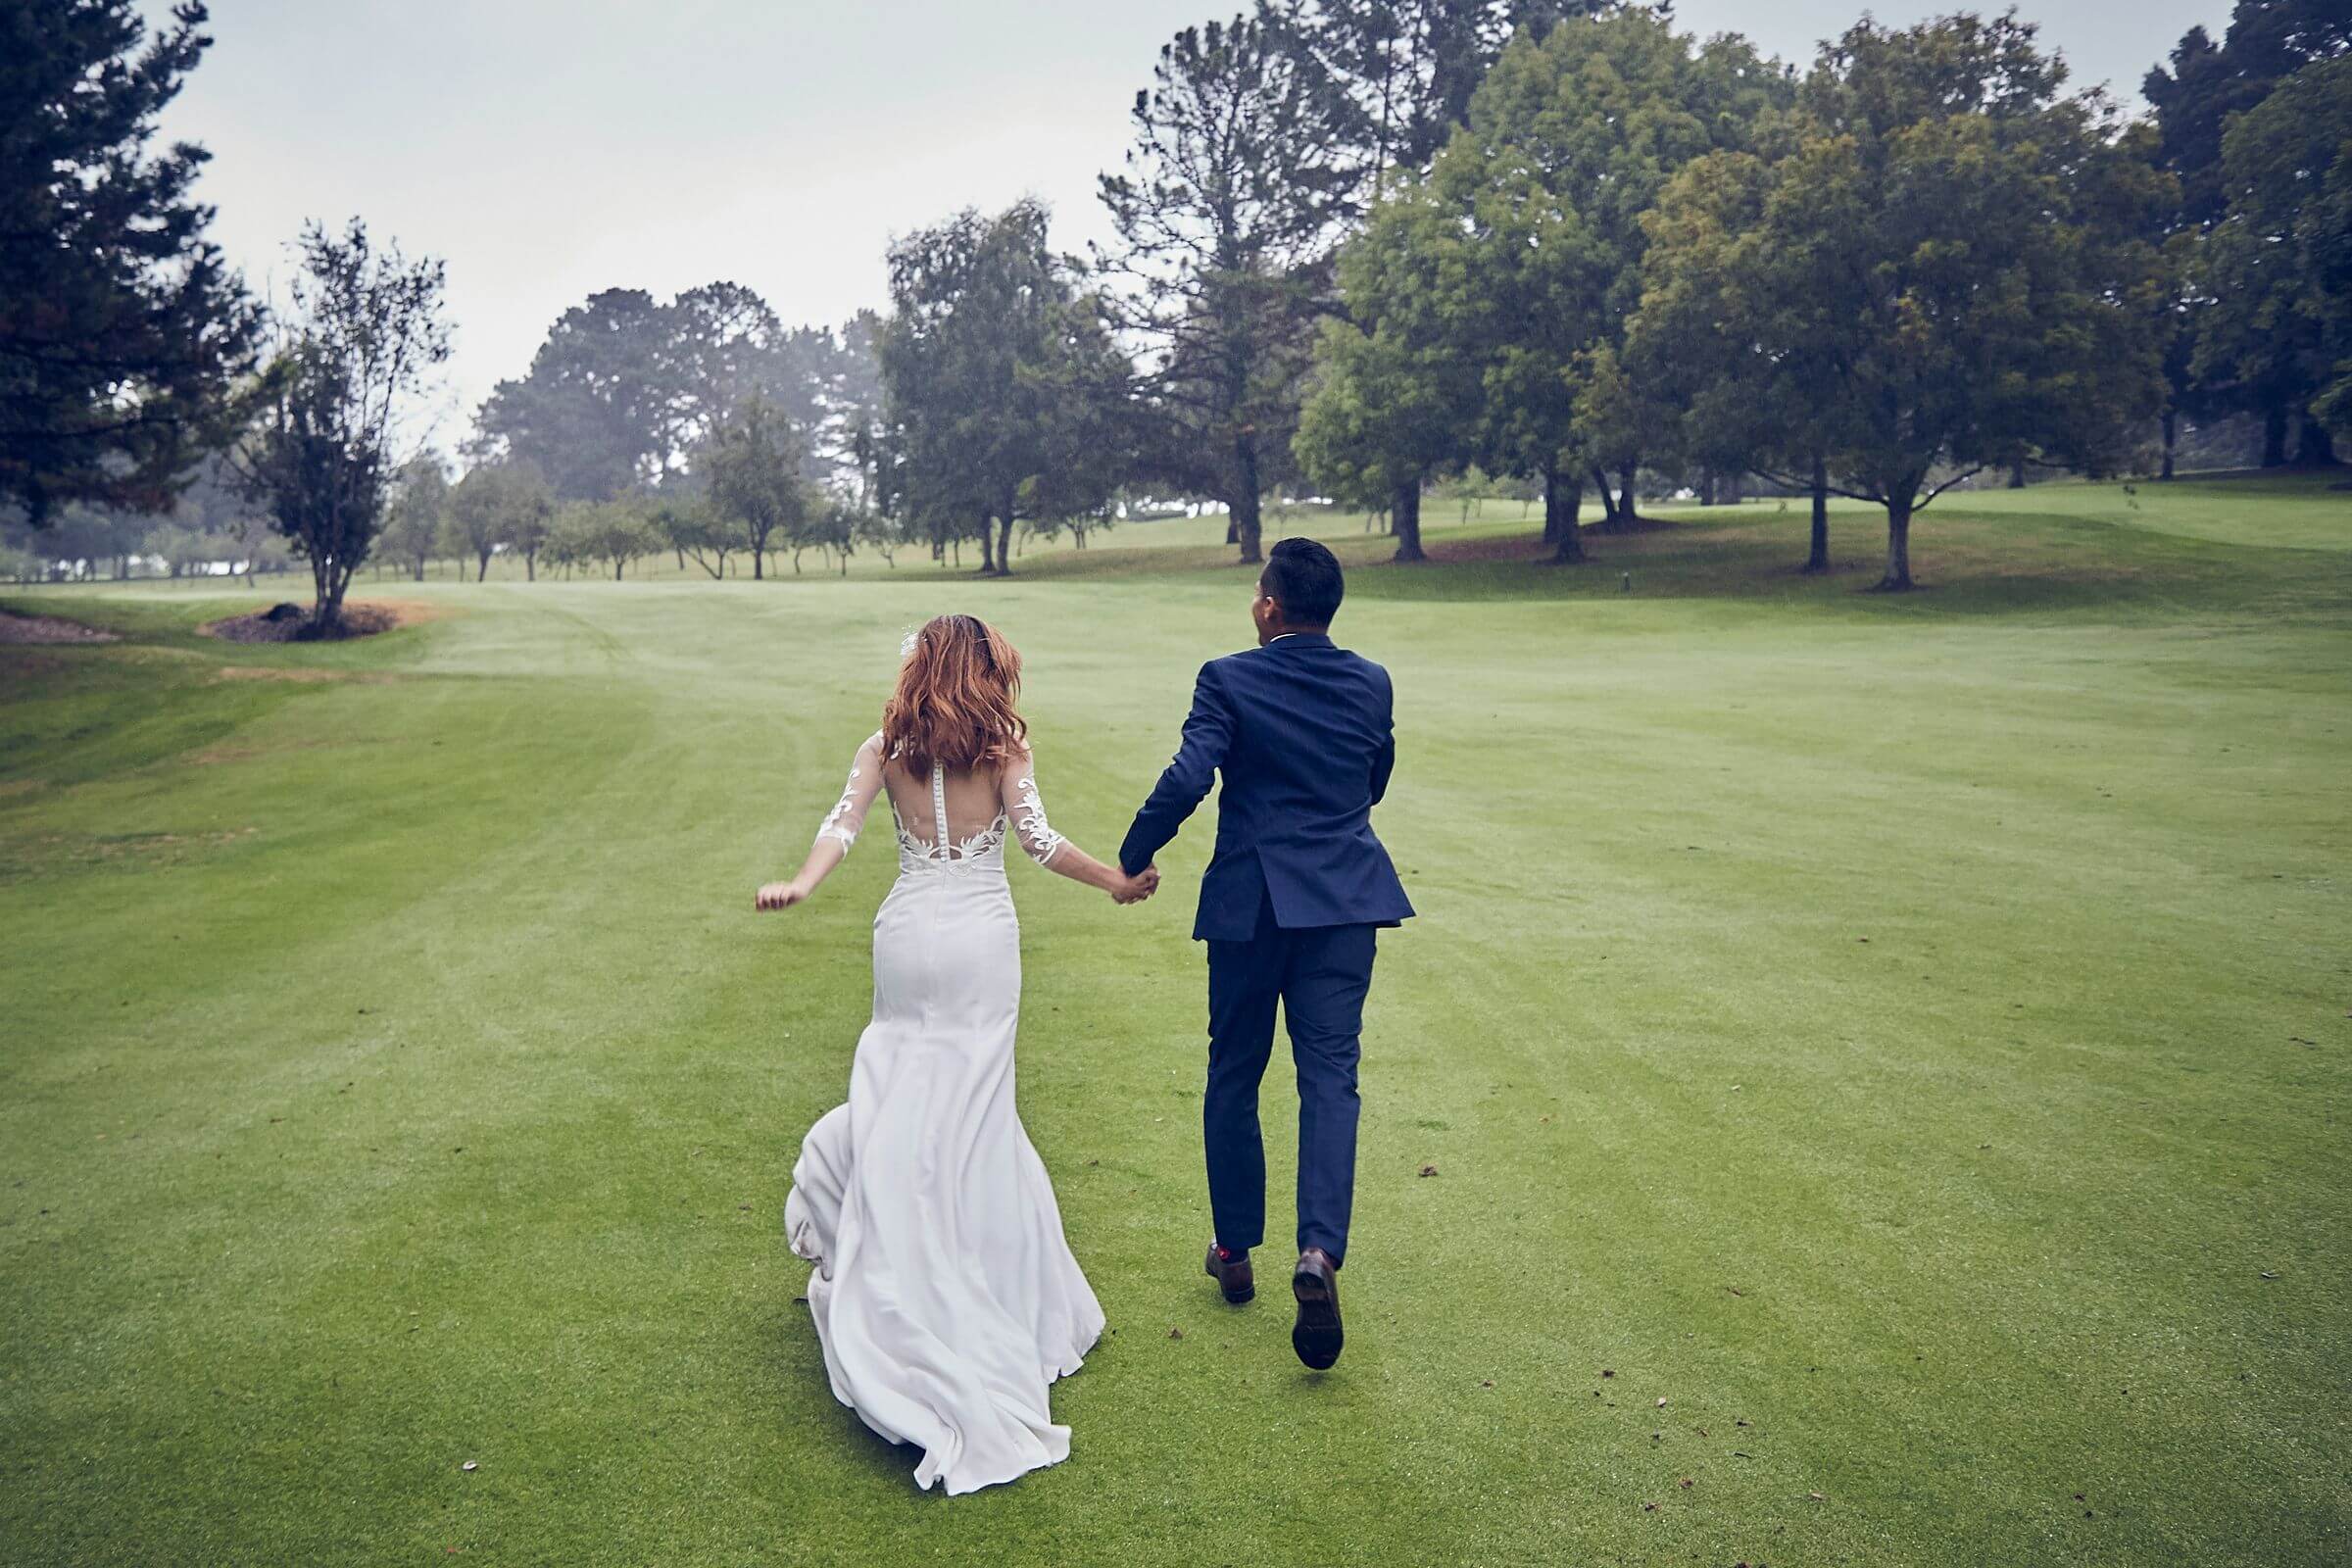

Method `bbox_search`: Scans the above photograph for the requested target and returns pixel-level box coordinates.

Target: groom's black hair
[1261,537,1344,625]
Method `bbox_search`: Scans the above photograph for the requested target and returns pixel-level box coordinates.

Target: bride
[757,613,1156,1495]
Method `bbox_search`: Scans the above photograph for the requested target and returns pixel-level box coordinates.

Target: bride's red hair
[881,614,1028,774]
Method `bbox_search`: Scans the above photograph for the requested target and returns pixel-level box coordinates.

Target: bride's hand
[1110,865,1159,905]
[756,880,808,911]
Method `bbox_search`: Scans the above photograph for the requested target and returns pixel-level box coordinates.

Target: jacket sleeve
[1119,662,1235,875]
[1368,667,1396,807]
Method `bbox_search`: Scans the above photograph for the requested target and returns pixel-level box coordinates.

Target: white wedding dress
[782,733,1105,1495]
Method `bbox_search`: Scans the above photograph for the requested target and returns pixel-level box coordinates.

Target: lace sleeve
[1001,746,1064,867]
[814,732,887,851]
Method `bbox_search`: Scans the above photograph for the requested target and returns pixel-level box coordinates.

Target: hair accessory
[899,626,920,660]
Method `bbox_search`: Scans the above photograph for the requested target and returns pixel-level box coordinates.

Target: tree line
[5,0,2347,612]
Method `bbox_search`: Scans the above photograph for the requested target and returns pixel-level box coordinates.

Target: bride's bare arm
[1004,743,1158,904]
[759,733,886,910]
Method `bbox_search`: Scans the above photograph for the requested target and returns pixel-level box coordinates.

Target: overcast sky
[145,0,2224,445]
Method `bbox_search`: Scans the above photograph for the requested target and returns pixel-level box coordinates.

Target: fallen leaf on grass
[1418,1164,1440,1177]
[461,1460,476,1472]
[1807,1491,1826,1501]
[1168,1327,1184,1341]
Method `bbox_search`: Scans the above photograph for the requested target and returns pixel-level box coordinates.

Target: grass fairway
[2,476,2347,1565]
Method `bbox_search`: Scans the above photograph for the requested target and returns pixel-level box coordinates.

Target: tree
[1650,16,2171,590]
[557,498,656,581]
[665,283,857,480]
[158,449,278,584]
[851,504,913,567]
[1468,12,1788,529]
[1302,12,1785,561]
[441,460,552,582]
[380,454,448,581]
[2195,56,2352,466]
[0,0,263,524]
[1096,12,1357,564]
[702,394,812,577]
[879,201,1129,575]
[1631,127,1863,571]
[474,288,673,501]
[1295,187,1489,560]
[233,220,450,630]
[650,492,734,579]
[2145,0,2352,466]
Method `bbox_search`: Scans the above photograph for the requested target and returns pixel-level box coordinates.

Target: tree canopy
[0,0,262,524]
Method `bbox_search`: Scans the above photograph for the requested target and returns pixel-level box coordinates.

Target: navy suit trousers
[1202,890,1378,1267]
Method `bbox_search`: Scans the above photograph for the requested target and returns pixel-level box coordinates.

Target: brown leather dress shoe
[1204,1243,1254,1303]
[1292,1248,1343,1369]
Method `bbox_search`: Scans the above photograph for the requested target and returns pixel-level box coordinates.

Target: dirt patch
[186,737,354,765]
[355,596,452,625]
[200,599,428,644]
[2,825,261,880]
[0,609,121,645]
[208,664,402,685]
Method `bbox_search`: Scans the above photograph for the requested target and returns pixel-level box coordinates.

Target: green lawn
[3,476,2347,1565]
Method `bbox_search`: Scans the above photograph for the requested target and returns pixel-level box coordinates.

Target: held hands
[1110,863,1160,906]
[756,879,809,911]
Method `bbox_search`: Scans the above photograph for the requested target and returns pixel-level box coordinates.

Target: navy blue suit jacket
[1120,632,1415,942]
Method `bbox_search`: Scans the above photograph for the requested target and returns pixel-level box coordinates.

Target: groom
[1120,537,1414,1369]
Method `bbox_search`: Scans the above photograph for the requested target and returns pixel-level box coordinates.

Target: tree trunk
[2161,410,2177,481]
[475,550,490,582]
[2263,402,2289,467]
[1875,494,1914,591]
[1618,463,1640,526]
[995,514,1015,575]
[613,558,623,581]
[524,549,536,582]
[1590,466,1619,527]
[1803,453,1831,574]
[1391,477,1426,563]
[1722,471,1743,506]
[1548,467,1585,564]
[752,536,764,579]
[2295,413,2336,467]
[1232,431,1263,564]
[2008,460,2027,489]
